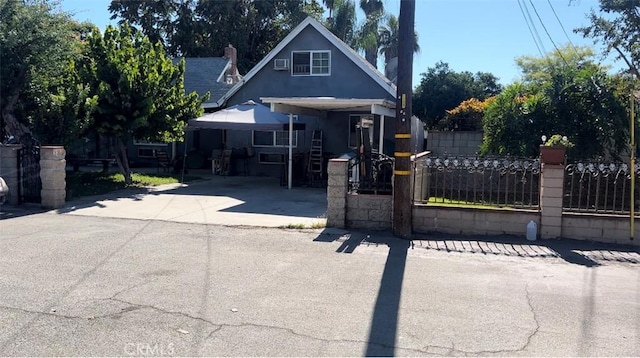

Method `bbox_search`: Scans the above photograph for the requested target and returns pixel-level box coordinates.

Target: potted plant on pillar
[539,134,574,165]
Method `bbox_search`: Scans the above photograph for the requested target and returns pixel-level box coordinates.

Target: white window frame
[252,130,299,148]
[291,50,331,76]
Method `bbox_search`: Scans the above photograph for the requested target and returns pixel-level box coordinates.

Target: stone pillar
[326,158,349,228]
[0,144,22,205]
[540,163,564,239]
[40,146,66,209]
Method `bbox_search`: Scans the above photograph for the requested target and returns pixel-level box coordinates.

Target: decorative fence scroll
[564,161,640,215]
[415,156,541,209]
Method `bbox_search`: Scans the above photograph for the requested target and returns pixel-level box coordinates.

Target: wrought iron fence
[414,156,541,209]
[564,161,640,215]
[348,152,394,195]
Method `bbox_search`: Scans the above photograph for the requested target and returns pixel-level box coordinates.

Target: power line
[529,0,570,66]
[517,0,545,57]
[546,0,579,54]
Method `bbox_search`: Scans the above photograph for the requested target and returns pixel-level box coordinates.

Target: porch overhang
[260,97,395,117]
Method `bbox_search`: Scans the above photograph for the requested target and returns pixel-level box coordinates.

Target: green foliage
[66,170,200,199]
[84,24,203,142]
[326,0,357,47]
[80,24,204,183]
[480,46,628,159]
[543,134,574,148]
[377,14,419,67]
[355,0,384,66]
[413,62,502,129]
[0,0,90,142]
[109,0,321,74]
[440,97,494,131]
[576,0,640,79]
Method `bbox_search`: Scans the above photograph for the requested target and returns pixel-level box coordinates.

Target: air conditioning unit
[273,59,289,71]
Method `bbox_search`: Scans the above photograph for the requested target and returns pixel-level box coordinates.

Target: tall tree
[81,24,204,184]
[576,0,640,79]
[109,0,320,74]
[413,62,502,129]
[0,0,82,141]
[326,0,357,47]
[378,14,419,67]
[480,46,628,159]
[356,0,384,66]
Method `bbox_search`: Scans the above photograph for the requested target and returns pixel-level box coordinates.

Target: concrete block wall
[326,158,349,228]
[0,145,21,205]
[426,131,483,156]
[346,194,392,230]
[413,205,540,236]
[40,146,66,209]
[540,164,564,239]
[563,214,639,247]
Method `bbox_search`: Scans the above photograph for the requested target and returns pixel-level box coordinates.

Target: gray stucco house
[190,16,423,180]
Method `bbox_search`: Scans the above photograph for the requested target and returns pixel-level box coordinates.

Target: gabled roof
[175,57,233,108]
[215,16,397,107]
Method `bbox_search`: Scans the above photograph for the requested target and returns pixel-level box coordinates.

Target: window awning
[261,97,396,117]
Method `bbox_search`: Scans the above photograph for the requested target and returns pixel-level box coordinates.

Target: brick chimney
[223,44,241,84]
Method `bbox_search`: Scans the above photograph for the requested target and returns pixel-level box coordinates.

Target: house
[128,45,243,165]
[191,16,423,179]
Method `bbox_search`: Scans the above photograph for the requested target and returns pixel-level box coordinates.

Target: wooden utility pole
[393,0,415,239]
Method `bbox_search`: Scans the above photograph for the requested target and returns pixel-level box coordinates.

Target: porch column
[540,163,564,239]
[379,115,385,155]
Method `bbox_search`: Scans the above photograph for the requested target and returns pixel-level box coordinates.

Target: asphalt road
[0,212,638,356]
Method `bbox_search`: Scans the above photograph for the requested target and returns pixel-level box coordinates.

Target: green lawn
[66,171,201,200]
[424,197,518,210]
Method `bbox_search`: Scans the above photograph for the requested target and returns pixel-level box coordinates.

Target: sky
[61,0,613,87]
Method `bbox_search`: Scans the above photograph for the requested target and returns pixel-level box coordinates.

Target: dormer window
[292,51,330,76]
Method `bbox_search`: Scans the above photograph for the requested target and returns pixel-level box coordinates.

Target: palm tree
[356,0,384,67]
[326,0,357,47]
[378,14,420,66]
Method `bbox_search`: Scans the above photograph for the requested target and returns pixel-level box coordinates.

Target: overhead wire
[528,0,570,67]
[546,0,579,54]
[517,0,545,57]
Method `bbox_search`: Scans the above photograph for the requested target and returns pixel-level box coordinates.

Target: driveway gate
[17,135,41,203]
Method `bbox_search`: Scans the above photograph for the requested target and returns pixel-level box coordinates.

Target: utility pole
[392,0,415,239]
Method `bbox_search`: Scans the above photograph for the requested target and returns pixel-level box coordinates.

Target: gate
[17,134,41,203]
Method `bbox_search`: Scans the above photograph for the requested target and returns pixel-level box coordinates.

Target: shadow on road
[364,238,410,357]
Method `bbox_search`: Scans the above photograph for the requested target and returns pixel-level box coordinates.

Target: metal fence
[414,156,541,209]
[348,152,394,195]
[564,161,640,215]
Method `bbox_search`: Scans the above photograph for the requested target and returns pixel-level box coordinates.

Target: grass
[424,196,519,210]
[280,221,327,229]
[66,171,201,200]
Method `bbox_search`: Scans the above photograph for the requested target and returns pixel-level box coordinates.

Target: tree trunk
[111,137,133,185]
[1,93,30,141]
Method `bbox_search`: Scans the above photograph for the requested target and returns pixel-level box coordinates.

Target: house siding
[226,26,394,105]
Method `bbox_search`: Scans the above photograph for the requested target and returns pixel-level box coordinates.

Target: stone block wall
[413,206,540,236]
[326,159,349,228]
[0,145,21,205]
[346,194,392,230]
[426,131,483,156]
[40,146,66,209]
[563,214,639,247]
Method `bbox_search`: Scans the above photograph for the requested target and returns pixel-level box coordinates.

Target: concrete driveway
[58,176,327,227]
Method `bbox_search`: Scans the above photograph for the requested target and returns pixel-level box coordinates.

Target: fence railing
[348,152,394,195]
[414,156,541,209]
[564,161,640,215]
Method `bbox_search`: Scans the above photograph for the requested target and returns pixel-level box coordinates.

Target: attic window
[292,51,330,76]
